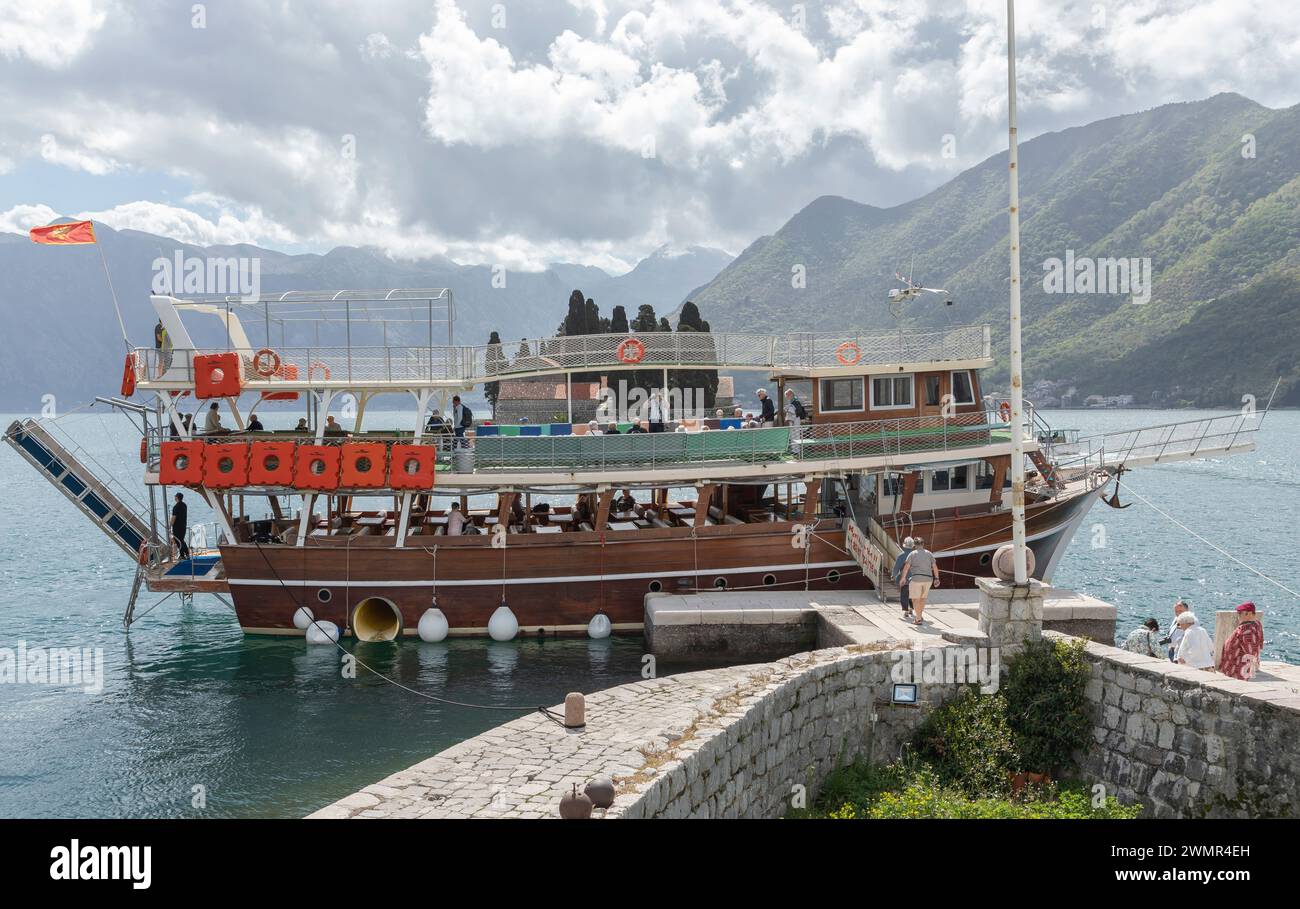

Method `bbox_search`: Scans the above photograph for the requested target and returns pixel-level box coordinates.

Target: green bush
[795,761,1139,819]
[915,687,1019,797]
[1002,638,1095,775]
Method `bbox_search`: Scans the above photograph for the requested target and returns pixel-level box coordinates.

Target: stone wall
[615,645,964,819]
[1069,633,1300,818]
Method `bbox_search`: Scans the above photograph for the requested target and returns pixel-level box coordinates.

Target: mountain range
[6,92,1300,411]
[688,93,1300,407]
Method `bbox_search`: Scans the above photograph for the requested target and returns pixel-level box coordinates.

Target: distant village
[1008,379,1186,409]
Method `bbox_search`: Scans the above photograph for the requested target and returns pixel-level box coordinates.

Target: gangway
[5,418,160,559]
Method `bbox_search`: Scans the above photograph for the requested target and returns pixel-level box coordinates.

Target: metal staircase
[5,418,160,559]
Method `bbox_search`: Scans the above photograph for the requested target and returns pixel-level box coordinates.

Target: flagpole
[1006,0,1029,585]
[95,233,131,352]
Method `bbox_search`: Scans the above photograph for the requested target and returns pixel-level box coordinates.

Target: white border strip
[226,559,860,588]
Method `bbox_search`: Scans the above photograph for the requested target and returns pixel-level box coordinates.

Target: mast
[1006,0,1029,584]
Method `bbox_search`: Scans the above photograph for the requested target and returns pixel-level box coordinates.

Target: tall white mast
[1006,0,1028,585]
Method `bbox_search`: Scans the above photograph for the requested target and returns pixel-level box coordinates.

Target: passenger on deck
[451,395,473,448]
[757,389,775,427]
[171,492,190,560]
[510,495,526,525]
[247,413,264,432]
[1174,612,1214,669]
[647,391,668,433]
[203,402,226,434]
[784,389,806,427]
[1122,618,1161,657]
[324,415,348,437]
[531,502,552,526]
[426,409,448,434]
[182,413,193,436]
[447,503,468,536]
[892,536,915,619]
[615,489,637,512]
[628,419,647,433]
[295,418,309,432]
[586,420,602,435]
[733,407,744,419]
[605,422,621,434]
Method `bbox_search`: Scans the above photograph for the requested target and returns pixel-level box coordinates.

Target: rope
[1119,480,1300,603]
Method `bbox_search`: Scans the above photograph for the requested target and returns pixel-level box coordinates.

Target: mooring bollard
[564,691,586,728]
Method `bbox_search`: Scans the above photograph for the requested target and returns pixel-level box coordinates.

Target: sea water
[0,408,1294,817]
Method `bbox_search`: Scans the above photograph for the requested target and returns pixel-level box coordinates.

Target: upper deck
[133,290,993,392]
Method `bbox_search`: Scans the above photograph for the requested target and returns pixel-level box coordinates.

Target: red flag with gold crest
[29,220,97,245]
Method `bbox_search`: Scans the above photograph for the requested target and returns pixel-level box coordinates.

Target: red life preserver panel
[388,444,437,490]
[295,444,341,491]
[121,353,137,397]
[204,442,250,488]
[340,442,389,489]
[248,441,296,486]
[194,353,242,399]
[159,441,205,486]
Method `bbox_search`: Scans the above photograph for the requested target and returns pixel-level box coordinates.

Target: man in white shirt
[447,503,467,536]
[1163,599,1189,660]
[203,402,224,434]
[1174,612,1214,670]
[647,391,667,432]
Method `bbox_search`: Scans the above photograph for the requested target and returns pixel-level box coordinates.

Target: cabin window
[882,475,904,498]
[923,375,942,407]
[820,377,864,412]
[951,465,970,490]
[931,469,951,492]
[975,461,1012,490]
[870,375,913,410]
[950,370,976,406]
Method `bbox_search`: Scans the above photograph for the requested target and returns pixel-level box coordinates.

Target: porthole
[263,455,280,471]
[316,588,333,603]
[355,456,373,473]
[827,570,841,584]
[979,552,992,566]
[713,577,728,590]
[310,458,327,476]
[648,580,663,593]
[217,456,234,474]
[762,573,777,587]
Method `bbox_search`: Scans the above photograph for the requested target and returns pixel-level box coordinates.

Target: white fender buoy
[305,621,340,645]
[487,603,518,642]
[991,543,1036,582]
[587,612,612,639]
[292,606,315,630]
[418,607,450,643]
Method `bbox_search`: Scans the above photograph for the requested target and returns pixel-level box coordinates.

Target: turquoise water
[0,408,1295,818]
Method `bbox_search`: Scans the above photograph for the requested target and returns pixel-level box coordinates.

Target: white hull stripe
[226,559,860,588]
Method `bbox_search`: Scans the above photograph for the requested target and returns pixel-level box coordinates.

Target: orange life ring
[835,342,861,366]
[308,361,331,381]
[139,438,148,464]
[998,400,1012,422]
[617,337,646,365]
[138,542,149,566]
[252,348,281,378]
[121,353,137,397]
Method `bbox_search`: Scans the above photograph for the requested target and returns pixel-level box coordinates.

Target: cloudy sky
[1,0,1297,272]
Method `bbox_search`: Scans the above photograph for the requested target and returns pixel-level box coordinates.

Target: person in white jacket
[1174,612,1215,670]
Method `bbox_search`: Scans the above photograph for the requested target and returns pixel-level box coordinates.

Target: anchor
[1103,467,1132,509]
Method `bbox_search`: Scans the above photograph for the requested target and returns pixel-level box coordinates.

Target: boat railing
[130,325,992,387]
[152,409,1022,477]
[1072,410,1261,469]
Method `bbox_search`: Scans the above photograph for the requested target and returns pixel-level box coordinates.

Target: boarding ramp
[1047,411,1260,478]
[5,418,160,559]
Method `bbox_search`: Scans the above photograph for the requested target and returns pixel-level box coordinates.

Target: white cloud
[0,203,60,235]
[39,133,120,175]
[0,0,109,68]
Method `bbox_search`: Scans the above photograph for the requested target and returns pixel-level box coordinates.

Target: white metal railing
[131,325,992,387]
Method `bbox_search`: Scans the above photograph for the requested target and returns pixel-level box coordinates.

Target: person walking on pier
[901,537,938,625]
[892,536,915,618]
[171,492,190,560]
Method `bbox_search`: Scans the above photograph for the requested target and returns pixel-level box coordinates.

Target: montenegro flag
[29,220,97,245]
